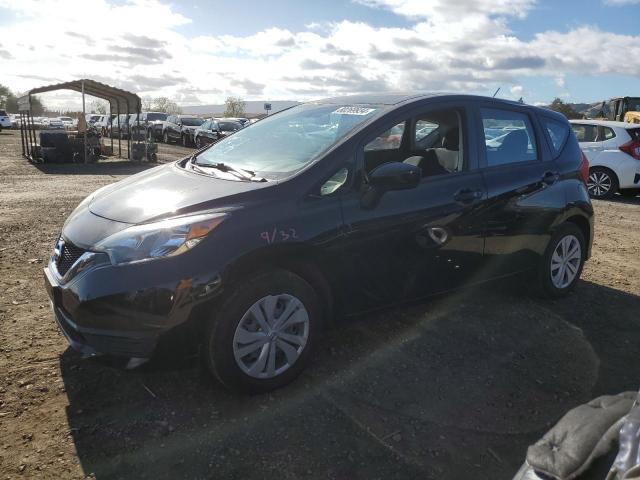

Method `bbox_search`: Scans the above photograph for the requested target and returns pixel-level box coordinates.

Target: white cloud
[353,0,537,19]
[603,0,640,5]
[510,85,524,97]
[0,0,639,110]
[555,76,566,88]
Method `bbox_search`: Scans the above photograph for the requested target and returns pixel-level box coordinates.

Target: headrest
[442,128,459,151]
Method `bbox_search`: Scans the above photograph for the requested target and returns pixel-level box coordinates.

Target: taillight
[619,140,640,160]
[579,151,589,185]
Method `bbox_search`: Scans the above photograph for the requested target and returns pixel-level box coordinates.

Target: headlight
[95,213,226,265]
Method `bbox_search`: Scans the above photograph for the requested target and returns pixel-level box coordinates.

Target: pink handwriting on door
[260,227,299,244]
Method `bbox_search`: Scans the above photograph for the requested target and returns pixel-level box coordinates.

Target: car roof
[570,119,637,128]
[314,92,533,108]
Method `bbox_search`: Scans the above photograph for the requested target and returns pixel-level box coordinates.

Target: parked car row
[570,119,640,199]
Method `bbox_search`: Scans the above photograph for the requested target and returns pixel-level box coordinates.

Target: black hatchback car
[44,93,593,393]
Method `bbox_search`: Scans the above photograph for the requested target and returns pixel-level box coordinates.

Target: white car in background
[59,116,74,129]
[0,109,11,131]
[570,120,640,199]
[42,117,65,130]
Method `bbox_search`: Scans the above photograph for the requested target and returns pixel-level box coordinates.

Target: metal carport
[18,79,142,162]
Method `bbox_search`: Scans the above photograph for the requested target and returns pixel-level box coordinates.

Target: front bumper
[44,254,222,358]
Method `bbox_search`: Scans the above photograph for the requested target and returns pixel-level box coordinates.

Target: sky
[0,0,639,110]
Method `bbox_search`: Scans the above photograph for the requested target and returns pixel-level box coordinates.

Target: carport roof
[19,78,141,113]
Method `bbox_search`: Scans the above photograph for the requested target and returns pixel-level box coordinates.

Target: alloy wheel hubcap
[587,171,611,197]
[550,234,582,289]
[233,294,309,379]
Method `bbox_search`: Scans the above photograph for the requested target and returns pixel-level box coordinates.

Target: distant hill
[182,100,300,116]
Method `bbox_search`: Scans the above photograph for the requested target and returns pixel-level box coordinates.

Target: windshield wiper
[191,157,266,182]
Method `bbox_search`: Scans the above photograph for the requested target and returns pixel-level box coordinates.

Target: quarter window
[571,124,597,142]
[481,108,537,166]
[603,127,616,140]
[541,117,569,156]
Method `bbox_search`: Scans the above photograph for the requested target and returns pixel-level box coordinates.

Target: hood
[88,163,271,224]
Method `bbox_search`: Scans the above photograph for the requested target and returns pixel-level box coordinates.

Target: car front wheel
[163,131,169,144]
[587,167,618,199]
[195,136,202,149]
[203,269,320,394]
[537,223,586,298]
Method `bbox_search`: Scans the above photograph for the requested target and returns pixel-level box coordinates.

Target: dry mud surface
[0,130,639,479]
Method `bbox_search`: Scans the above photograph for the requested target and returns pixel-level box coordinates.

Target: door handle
[541,171,559,186]
[453,188,483,204]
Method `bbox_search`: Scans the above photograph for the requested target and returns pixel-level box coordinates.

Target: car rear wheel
[536,223,585,298]
[587,167,618,199]
[203,269,320,394]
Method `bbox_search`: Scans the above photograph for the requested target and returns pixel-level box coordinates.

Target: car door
[164,116,174,139]
[571,123,602,161]
[336,102,487,313]
[476,103,566,276]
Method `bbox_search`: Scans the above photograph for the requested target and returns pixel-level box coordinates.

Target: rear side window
[603,127,616,140]
[571,124,597,142]
[541,117,569,157]
[627,128,640,141]
[481,108,537,166]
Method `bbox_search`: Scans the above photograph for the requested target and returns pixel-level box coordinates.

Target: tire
[147,129,153,142]
[587,167,618,199]
[536,223,586,298]
[163,131,169,144]
[203,269,320,394]
[182,134,187,147]
[195,136,202,149]
[619,189,639,198]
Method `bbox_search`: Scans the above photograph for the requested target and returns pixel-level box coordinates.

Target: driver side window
[361,107,465,177]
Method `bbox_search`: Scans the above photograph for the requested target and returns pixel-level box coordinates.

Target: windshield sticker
[332,106,376,116]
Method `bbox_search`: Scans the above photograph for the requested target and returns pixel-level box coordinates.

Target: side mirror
[361,162,421,209]
[368,162,421,191]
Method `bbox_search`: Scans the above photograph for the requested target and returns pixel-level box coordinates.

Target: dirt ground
[0,128,639,480]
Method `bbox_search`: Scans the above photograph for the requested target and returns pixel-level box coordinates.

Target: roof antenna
[492,87,501,98]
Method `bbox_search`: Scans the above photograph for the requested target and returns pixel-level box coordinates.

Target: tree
[0,84,17,112]
[29,95,45,116]
[152,97,182,114]
[548,98,581,120]
[142,95,154,111]
[224,96,246,117]
[0,84,45,114]
[89,100,108,114]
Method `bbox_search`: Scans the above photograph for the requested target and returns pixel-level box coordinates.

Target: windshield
[181,117,204,127]
[146,113,167,121]
[625,98,640,112]
[194,103,379,173]
[219,121,241,131]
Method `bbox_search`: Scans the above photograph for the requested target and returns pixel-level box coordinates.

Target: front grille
[56,240,86,276]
